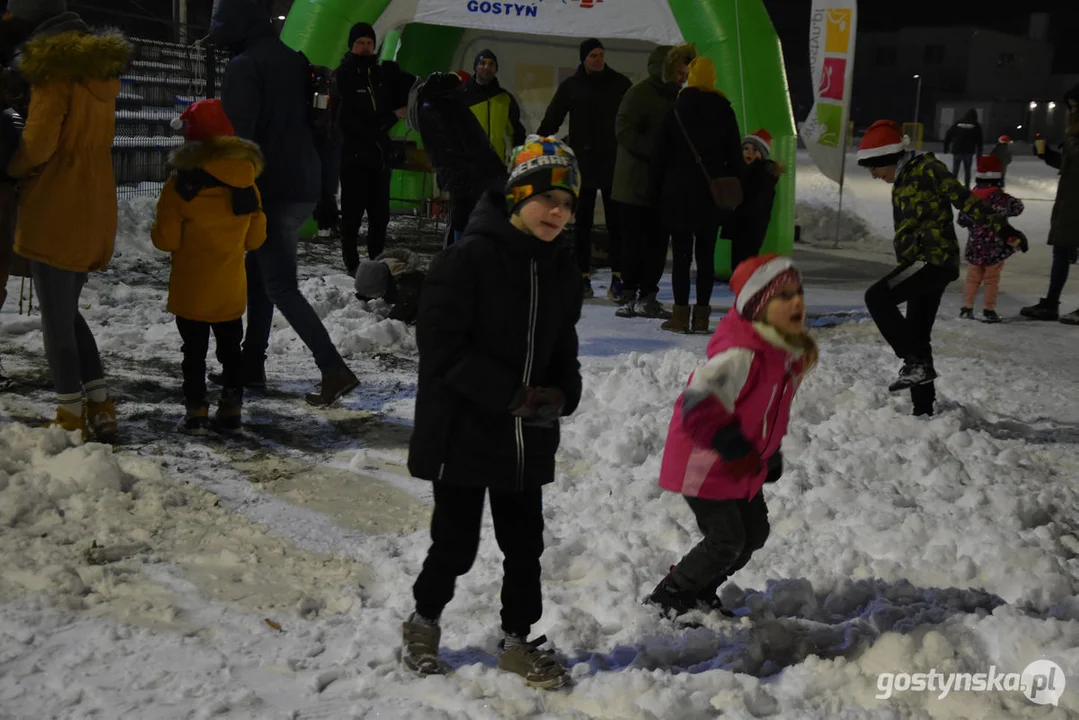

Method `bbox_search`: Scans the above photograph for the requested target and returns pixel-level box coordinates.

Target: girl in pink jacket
[647,254,818,617]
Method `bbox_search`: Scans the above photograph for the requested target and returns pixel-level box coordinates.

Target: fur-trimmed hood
[17,26,131,87]
[170,136,264,188]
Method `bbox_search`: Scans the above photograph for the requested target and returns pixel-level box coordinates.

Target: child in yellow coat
[151,99,266,435]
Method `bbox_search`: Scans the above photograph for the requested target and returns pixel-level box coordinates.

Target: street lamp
[1049,101,1057,110]
[913,74,922,126]
[1030,101,1038,110]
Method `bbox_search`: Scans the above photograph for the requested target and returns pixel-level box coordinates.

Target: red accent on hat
[454,70,471,83]
[176,99,235,143]
[856,119,907,162]
[976,154,1003,180]
[998,134,1012,144]
[730,254,801,319]
[743,128,773,156]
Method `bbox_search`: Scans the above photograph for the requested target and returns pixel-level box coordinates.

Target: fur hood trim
[169,136,264,176]
[19,29,132,85]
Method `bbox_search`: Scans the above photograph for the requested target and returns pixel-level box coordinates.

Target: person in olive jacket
[403,137,583,691]
[537,38,631,298]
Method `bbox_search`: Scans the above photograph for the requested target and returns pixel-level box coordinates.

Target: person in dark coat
[457,48,526,163]
[402,136,583,691]
[411,71,507,247]
[943,108,983,189]
[537,38,632,298]
[725,128,784,278]
[210,0,358,407]
[333,22,415,275]
[1021,85,1079,324]
[654,57,743,334]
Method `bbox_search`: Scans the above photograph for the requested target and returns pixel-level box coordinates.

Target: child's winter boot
[1020,298,1059,321]
[401,613,448,676]
[87,397,118,443]
[645,570,698,617]
[51,405,87,438]
[888,358,937,393]
[179,405,210,436]
[959,307,974,319]
[982,309,1002,323]
[691,305,712,334]
[497,634,570,690]
[634,292,672,320]
[661,305,691,333]
[213,389,243,433]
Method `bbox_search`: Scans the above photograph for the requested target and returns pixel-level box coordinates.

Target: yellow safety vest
[468,92,513,162]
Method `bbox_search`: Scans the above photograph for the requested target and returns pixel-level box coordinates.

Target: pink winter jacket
[658,311,812,501]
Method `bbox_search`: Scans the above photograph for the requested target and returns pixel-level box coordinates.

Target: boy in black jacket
[402,136,583,690]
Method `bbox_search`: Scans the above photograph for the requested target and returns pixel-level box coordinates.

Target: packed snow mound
[797,201,888,247]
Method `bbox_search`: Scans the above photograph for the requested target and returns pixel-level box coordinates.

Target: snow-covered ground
[1,151,1078,718]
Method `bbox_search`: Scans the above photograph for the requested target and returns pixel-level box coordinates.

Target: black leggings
[670,220,720,307]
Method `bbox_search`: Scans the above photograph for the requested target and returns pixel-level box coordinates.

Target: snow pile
[114,195,161,264]
[796,201,888,247]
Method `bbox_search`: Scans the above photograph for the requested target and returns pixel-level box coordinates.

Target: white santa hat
[856,120,910,168]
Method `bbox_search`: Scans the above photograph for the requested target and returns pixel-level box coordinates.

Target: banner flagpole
[834,117,849,248]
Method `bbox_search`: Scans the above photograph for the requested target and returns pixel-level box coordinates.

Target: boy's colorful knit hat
[856,120,909,168]
[505,135,581,211]
[976,154,1003,181]
[171,99,234,142]
[743,128,773,158]
[730,254,801,320]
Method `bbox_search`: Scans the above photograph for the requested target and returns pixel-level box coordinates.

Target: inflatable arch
[282,0,796,272]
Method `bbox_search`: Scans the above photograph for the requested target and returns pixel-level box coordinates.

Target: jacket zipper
[760,374,790,457]
[516,259,539,490]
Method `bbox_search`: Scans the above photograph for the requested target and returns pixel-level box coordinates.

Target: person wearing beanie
[537,37,631,300]
[334,21,416,275]
[152,99,266,434]
[648,254,817,618]
[958,155,1024,324]
[1021,85,1079,323]
[210,0,359,407]
[723,127,785,274]
[857,119,1027,416]
[353,248,425,325]
[990,133,1013,185]
[457,47,526,162]
[943,108,983,188]
[611,43,697,314]
[653,55,743,333]
[3,3,130,439]
[403,135,582,690]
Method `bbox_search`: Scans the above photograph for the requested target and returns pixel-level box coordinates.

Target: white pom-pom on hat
[170,116,184,131]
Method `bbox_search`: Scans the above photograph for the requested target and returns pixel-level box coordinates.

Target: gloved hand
[764,452,783,484]
[1004,226,1028,253]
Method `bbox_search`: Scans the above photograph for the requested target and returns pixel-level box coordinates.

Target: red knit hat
[730,254,801,320]
[170,99,235,142]
[743,128,773,157]
[976,154,1003,180]
[856,120,909,168]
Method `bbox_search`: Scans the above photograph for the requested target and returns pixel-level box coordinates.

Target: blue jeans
[243,202,345,373]
[952,154,973,188]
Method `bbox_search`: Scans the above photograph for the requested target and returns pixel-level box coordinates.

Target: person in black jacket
[456,48,526,163]
[725,128,783,277]
[943,109,983,189]
[402,136,583,690]
[334,22,416,275]
[210,0,358,406]
[411,71,507,247]
[654,57,743,334]
[538,38,632,299]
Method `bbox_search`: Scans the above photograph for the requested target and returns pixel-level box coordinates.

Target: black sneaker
[982,309,1002,324]
[888,361,937,393]
[1019,298,1059,321]
[959,307,974,319]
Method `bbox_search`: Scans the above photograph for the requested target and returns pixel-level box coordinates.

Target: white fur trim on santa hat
[856,137,909,162]
[170,116,184,131]
[743,134,770,156]
[976,170,1002,180]
[735,256,797,315]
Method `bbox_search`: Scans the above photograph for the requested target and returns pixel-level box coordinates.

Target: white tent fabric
[375,0,684,46]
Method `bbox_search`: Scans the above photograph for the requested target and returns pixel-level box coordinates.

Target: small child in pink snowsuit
[647,254,818,617]
[958,154,1024,324]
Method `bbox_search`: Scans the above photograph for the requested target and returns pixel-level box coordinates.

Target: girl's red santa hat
[743,128,773,158]
[170,98,235,142]
[856,120,910,168]
[730,254,801,320]
[976,154,1003,181]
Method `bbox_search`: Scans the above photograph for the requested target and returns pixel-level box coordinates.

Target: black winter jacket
[334,52,416,168]
[655,87,744,232]
[408,190,583,489]
[415,73,507,199]
[944,109,983,156]
[721,159,781,254]
[537,65,632,189]
[211,0,320,204]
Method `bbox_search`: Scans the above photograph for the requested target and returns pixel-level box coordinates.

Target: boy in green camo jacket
[856,120,1028,417]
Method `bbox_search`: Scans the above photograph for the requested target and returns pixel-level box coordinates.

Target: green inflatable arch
[282,0,796,274]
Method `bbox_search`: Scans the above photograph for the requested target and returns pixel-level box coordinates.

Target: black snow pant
[413,483,544,638]
[340,161,391,273]
[671,491,770,595]
[864,260,958,415]
[177,316,243,409]
[671,219,720,307]
[575,186,622,276]
[951,154,974,189]
[620,203,669,300]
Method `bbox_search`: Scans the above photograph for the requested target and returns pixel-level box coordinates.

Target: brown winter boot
[691,305,712,334]
[86,397,118,443]
[305,366,359,407]
[401,613,449,676]
[51,405,87,438]
[661,305,691,333]
[213,389,243,433]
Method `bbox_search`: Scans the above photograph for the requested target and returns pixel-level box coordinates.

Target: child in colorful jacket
[959,155,1024,324]
[647,254,817,617]
[151,99,266,435]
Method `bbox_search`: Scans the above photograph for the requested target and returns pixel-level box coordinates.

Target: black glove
[764,452,783,484]
[712,424,762,477]
[1004,226,1028,253]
